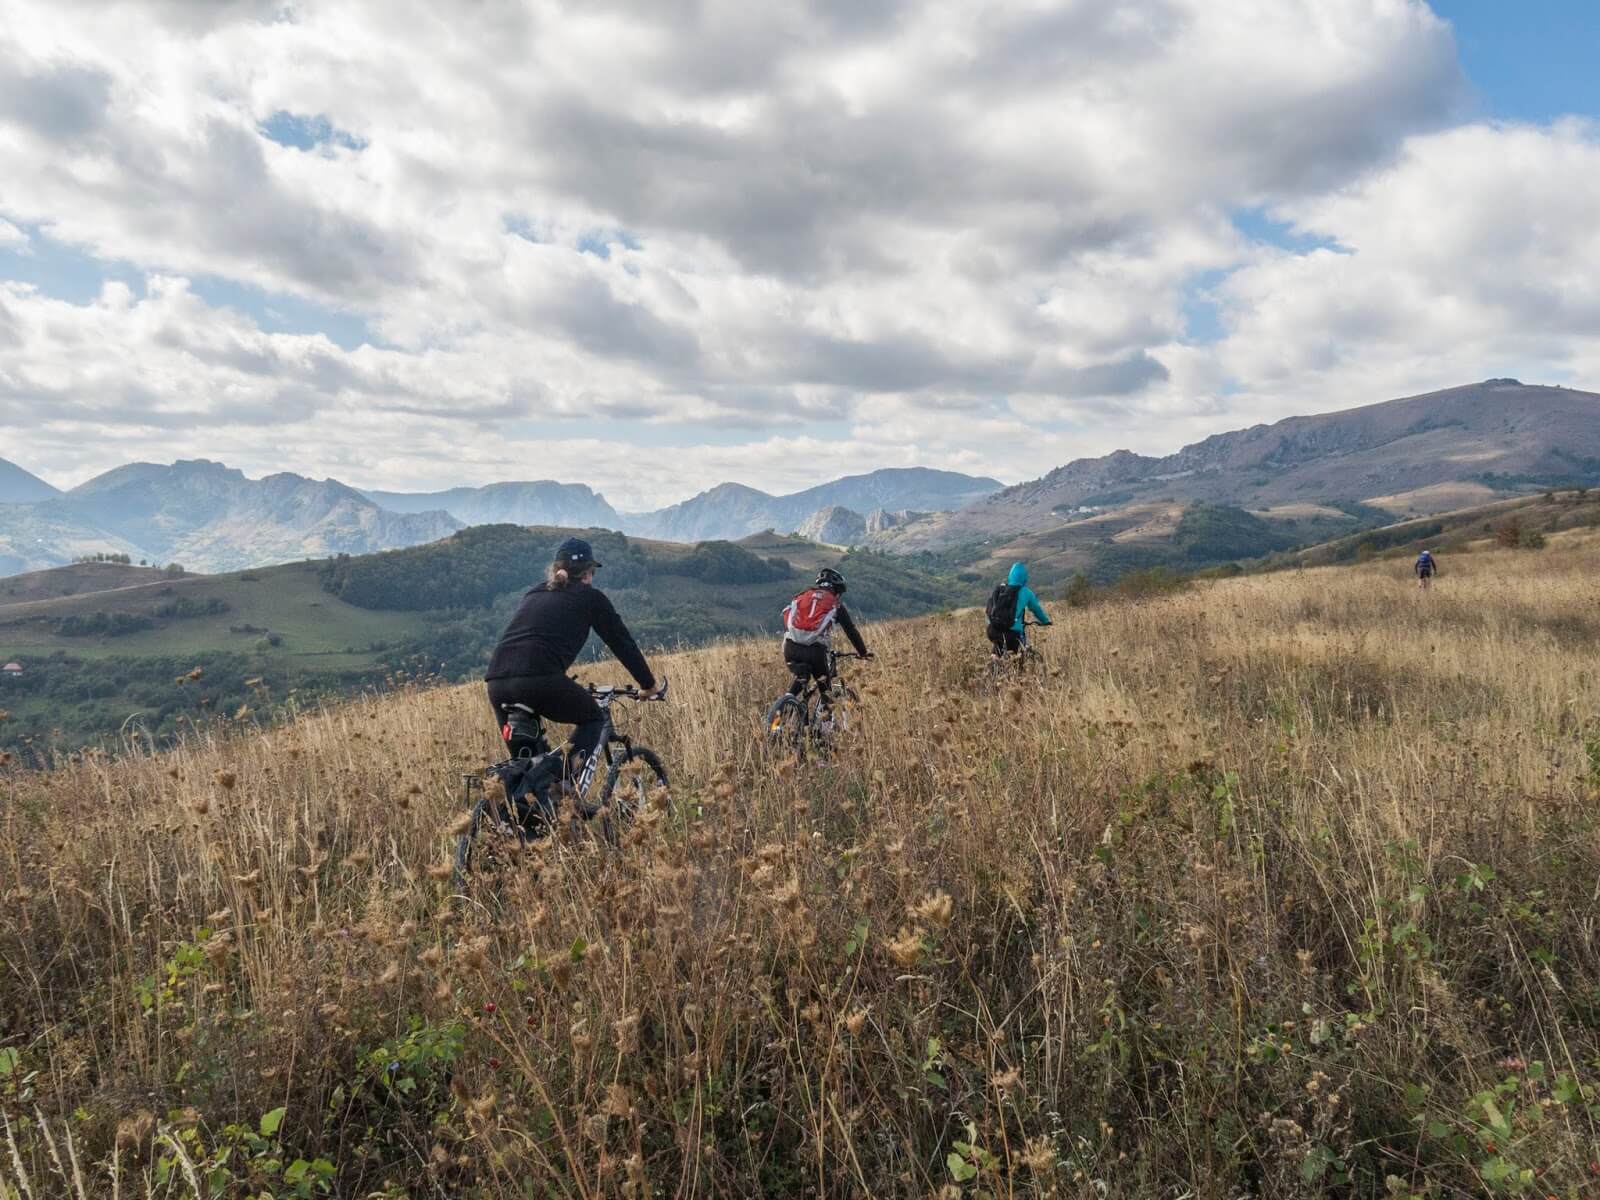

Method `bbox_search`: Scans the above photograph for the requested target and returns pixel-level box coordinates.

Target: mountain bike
[763,650,864,760]
[986,619,1047,687]
[454,681,669,889]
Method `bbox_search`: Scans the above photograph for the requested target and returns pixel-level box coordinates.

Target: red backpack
[783,588,840,645]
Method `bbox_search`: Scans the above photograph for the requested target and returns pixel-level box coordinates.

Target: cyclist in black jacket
[486,537,663,781]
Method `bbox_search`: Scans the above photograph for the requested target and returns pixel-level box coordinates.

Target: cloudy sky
[1,0,1597,509]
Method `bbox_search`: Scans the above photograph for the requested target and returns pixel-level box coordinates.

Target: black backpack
[985,584,1021,636]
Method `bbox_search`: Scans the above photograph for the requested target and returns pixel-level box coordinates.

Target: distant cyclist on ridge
[985,561,1052,655]
[1414,548,1438,590]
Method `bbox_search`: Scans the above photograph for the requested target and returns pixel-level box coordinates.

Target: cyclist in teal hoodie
[985,561,1052,655]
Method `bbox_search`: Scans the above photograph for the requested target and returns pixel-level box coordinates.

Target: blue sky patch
[1231,208,1342,254]
[0,223,145,302]
[576,229,641,260]
[1431,0,1600,123]
[0,224,375,349]
[1181,268,1232,345]
[258,111,368,153]
[187,276,377,350]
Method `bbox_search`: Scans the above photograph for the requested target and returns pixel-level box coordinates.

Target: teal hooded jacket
[1005,562,1051,632]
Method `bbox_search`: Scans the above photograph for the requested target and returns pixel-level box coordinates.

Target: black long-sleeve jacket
[485,582,656,688]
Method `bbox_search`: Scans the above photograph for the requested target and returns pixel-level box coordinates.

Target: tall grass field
[3,536,1599,1197]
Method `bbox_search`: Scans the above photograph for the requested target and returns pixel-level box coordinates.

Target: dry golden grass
[4,535,1600,1197]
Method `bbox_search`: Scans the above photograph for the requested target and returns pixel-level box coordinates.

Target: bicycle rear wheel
[764,694,809,761]
[453,789,550,892]
[597,747,669,843]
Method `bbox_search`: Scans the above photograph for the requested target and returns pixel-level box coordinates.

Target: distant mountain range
[3,379,1596,577]
[874,380,1600,552]
[622,468,1002,542]
[0,459,60,505]
[363,481,621,529]
[0,460,461,576]
[0,460,999,577]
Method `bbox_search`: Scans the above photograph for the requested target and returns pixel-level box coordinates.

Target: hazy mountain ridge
[363,481,620,528]
[626,468,1002,542]
[0,458,60,505]
[881,381,1600,551]
[0,460,462,576]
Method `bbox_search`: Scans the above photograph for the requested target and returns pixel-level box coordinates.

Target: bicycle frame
[493,682,661,811]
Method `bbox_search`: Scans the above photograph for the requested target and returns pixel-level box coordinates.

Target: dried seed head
[910,890,954,929]
[115,1110,155,1152]
[885,927,924,968]
[604,1083,632,1117]
[615,1013,641,1054]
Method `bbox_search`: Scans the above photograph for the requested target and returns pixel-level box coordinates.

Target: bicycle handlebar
[587,676,670,702]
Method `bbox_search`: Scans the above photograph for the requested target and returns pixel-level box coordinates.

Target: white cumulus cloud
[0,0,1591,506]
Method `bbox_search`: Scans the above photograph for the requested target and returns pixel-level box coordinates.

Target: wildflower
[843,1008,869,1036]
[991,1067,1021,1092]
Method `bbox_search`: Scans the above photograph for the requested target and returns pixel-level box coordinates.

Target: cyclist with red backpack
[985,561,1052,655]
[781,567,871,703]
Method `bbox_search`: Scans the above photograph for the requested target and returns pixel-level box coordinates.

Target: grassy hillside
[4,535,1600,1196]
[0,526,964,755]
[1285,485,1600,569]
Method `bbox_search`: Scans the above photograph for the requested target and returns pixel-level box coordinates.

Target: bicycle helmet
[814,567,846,594]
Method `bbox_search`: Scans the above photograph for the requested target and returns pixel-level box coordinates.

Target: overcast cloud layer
[0,0,1595,508]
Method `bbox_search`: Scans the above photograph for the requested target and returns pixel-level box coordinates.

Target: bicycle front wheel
[810,685,861,739]
[598,747,669,843]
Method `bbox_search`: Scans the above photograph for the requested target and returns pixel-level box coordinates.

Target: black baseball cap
[555,536,602,569]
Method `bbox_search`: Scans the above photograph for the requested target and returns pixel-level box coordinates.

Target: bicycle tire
[763,694,809,761]
[597,747,669,843]
[453,778,556,888]
[453,794,520,893]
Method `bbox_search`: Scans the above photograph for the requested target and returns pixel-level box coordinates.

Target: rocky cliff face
[795,506,867,545]
[364,481,620,529]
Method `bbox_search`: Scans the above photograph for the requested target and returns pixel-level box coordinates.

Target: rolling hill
[7,529,1600,1196]
[879,380,1600,555]
[0,524,965,754]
